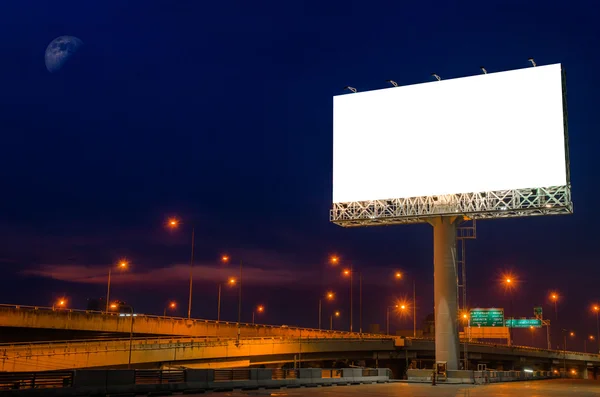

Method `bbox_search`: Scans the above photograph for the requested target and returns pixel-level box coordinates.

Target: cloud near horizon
[21,261,310,286]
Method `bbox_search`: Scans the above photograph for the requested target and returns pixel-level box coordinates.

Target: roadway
[0,304,372,340]
[193,379,600,397]
[0,336,400,372]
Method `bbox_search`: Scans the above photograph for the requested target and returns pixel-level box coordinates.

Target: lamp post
[394,271,417,337]
[222,255,243,343]
[167,218,196,319]
[318,291,334,329]
[218,277,237,322]
[586,335,595,354]
[462,312,470,370]
[503,276,515,346]
[111,303,135,369]
[252,305,264,324]
[386,305,398,335]
[550,292,558,320]
[53,298,67,311]
[342,266,362,333]
[163,302,176,317]
[330,311,340,330]
[106,260,127,313]
[594,305,600,354]
[530,326,535,347]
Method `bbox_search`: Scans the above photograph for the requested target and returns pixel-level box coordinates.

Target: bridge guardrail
[407,336,600,358]
[0,335,395,350]
[0,304,387,339]
[0,368,391,394]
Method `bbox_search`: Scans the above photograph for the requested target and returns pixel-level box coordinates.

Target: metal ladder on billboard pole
[456,219,477,314]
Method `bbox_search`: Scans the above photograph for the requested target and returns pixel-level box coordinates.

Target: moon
[44,36,84,73]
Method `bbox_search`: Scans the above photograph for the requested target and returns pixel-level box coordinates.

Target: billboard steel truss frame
[330,185,572,227]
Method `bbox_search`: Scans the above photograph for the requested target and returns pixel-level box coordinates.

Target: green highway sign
[505,318,542,328]
[469,308,504,327]
[534,306,543,318]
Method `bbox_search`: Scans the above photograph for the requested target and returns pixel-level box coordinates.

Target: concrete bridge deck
[0,336,401,372]
[0,305,372,340]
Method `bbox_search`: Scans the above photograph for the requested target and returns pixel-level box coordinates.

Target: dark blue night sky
[1,1,599,350]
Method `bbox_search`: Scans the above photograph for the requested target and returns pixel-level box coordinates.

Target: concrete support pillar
[429,216,460,370]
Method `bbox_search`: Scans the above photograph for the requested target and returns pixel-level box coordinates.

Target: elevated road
[405,338,600,368]
[0,336,401,372]
[0,305,370,340]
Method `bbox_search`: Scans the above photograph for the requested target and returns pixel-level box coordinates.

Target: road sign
[505,318,542,328]
[469,308,504,327]
[534,306,543,318]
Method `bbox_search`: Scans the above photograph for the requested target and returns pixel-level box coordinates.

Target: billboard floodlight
[480,67,488,74]
[528,58,537,67]
[431,73,441,81]
[343,86,357,93]
[386,80,399,87]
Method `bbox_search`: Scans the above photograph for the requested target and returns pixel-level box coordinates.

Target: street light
[318,291,335,329]
[252,305,264,324]
[342,265,362,333]
[217,276,237,322]
[106,260,128,313]
[167,217,196,319]
[593,305,600,354]
[550,292,559,320]
[530,325,535,347]
[330,310,340,330]
[163,301,176,317]
[461,311,470,370]
[110,302,135,369]
[222,255,243,344]
[502,274,516,346]
[584,335,594,353]
[394,271,417,337]
[386,305,398,335]
[54,298,67,310]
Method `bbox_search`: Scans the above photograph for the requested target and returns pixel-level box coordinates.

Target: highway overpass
[2,333,599,376]
[0,305,369,341]
[0,336,400,372]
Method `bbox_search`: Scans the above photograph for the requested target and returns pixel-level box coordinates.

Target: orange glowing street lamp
[329,255,339,265]
[394,272,402,279]
[341,264,362,334]
[220,255,243,343]
[318,291,335,329]
[252,305,265,324]
[166,217,196,319]
[163,301,176,317]
[106,259,128,313]
[501,273,517,346]
[593,305,600,354]
[330,310,341,330]
[550,292,559,320]
[217,275,238,322]
[54,298,67,310]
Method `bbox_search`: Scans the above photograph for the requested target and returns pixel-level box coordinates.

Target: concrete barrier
[407,368,560,384]
[0,367,391,396]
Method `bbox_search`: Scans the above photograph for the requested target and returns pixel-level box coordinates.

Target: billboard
[469,308,504,327]
[331,64,572,226]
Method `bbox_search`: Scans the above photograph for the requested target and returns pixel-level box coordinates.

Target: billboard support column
[430,216,461,370]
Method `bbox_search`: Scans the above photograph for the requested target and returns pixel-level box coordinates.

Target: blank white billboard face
[333,64,567,203]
